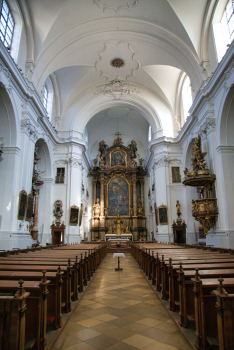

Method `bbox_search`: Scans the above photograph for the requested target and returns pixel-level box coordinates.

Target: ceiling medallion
[110,58,125,69]
[93,0,141,13]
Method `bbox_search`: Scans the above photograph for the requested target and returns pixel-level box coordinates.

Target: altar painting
[111,150,126,167]
[108,177,129,216]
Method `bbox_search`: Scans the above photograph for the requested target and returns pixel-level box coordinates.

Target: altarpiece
[90,135,147,241]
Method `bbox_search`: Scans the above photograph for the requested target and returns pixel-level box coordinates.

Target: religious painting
[108,177,129,216]
[79,203,83,226]
[111,150,126,167]
[26,193,34,222]
[69,205,79,226]
[172,167,181,183]
[18,190,27,220]
[158,204,168,225]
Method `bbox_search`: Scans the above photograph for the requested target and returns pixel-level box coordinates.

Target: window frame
[0,0,14,49]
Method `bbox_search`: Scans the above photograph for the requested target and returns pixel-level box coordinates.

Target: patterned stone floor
[53,253,192,350]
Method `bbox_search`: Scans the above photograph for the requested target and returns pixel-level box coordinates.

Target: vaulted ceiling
[18,0,221,156]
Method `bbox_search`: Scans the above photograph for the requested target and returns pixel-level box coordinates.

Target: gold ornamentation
[110,58,125,68]
[93,198,101,217]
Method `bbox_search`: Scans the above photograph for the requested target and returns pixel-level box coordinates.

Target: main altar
[90,134,147,241]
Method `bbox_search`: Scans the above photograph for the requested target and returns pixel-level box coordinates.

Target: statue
[125,225,131,234]
[107,225,113,234]
[99,140,107,158]
[131,159,137,169]
[129,140,137,158]
[104,207,108,217]
[176,200,181,213]
[191,135,207,171]
[99,155,105,169]
[137,199,143,216]
[93,198,100,217]
[114,212,124,235]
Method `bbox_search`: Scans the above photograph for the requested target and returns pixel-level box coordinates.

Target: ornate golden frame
[69,205,79,226]
[106,175,131,217]
[158,204,168,225]
[109,148,127,169]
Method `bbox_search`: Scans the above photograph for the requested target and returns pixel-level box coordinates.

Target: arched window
[43,85,48,110]
[148,125,152,142]
[182,75,193,122]
[213,0,234,62]
[0,0,14,49]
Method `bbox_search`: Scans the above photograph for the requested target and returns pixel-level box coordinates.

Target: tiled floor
[53,254,192,350]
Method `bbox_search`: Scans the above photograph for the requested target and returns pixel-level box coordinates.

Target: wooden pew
[0,264,72,313]
[212,279,234,350]
[0,269,63,329]
[178,267,234,328]
[0,277,49,350]
[193,273,234,350]
[0,280,29,350]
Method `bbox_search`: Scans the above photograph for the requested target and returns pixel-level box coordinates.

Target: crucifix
[115,132,121,137]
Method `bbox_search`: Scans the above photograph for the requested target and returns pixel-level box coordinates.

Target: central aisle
[53,254,192,350]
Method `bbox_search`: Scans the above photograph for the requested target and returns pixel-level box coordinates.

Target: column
[100,178,104,216]
[93,180,97,207]
[132,180,137,216]
[31,188,39,241]
[140,180,144,214]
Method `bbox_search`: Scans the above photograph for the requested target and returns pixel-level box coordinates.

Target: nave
[53,254,191,350]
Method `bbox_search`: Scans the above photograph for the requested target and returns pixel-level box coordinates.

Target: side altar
[90,135,147,241]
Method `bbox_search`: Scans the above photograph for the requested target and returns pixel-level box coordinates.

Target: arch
[0,85,18,148]
[18,0,34,63]
[35,138,52,178]
[70,94,162,138]
[33,18,203,93]
[219,85,234,146]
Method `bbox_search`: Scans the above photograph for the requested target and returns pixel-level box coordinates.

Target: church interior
[1,0,234,349]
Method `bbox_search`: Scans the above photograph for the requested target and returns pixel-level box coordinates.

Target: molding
[95,41,140,81]
[1,146,21,155]
[95,78,140,100]
[216,145,234,155]
[69,157,83,169]
[21,118,38,142]
[93,0,140,13]
[199,117,216,135]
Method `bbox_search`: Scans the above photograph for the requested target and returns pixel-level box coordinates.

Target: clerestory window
[214,0,234,62]
[43,85,48,110]
[0,0,14,49]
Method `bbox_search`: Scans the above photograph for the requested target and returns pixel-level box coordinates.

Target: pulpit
[51,222,65,245]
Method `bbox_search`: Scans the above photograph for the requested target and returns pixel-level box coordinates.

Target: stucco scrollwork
[93,0,140,13]
[95,79,140,100]
[21,119,38,142]
[69,157,83,169]
[0,61,12,93]
[54,159,69,165]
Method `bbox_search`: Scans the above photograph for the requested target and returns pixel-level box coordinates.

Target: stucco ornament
[93,0,140,13]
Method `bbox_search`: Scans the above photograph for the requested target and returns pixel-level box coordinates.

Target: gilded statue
[99,155,105,169]
[137,199,143,216]
[99,140,107,158]
[176,200,181,213]
[125,225,131,234]
[131,159,137,169]
[114,212,124,235]
[129,140,137,158]
[191,135,207,171]
[93,198,100,217]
